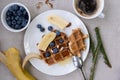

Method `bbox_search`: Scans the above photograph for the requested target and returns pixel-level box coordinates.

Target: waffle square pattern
[40,31,72,65]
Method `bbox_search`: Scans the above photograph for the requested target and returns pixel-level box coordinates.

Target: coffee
[78,0,97,14]
[75,0,100,17]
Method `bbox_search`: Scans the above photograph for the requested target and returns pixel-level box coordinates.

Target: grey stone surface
[0,0,120,80]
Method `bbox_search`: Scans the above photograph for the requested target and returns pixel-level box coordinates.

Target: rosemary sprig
[95,27,112,68]
[90,33,95,58]
[89,27,112,80]
[89,42,101,80]
[89,27,102,80]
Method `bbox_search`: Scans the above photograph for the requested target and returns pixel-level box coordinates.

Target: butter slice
[47,15,70,29]
[37,32,56,51]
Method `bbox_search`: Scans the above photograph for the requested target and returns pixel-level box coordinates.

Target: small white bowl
[1,2,31,32]
[72,0,104,19]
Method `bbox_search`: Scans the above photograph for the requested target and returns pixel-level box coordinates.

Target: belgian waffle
[40,31,72,65]
[68,28,88,57]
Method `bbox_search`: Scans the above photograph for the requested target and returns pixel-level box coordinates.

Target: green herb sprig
[89,27,112,80]
[95,28,112,68]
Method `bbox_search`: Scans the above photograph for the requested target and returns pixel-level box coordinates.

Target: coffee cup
[73,0,104,19]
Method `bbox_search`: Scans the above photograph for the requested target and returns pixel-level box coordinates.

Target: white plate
[24,10,90,76]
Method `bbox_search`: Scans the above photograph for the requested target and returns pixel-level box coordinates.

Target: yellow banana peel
[0,48,36,80]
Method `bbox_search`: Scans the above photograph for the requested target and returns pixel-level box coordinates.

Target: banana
[22,53,42,69]
[47,15,71,29]
[0,48,36,80]
[37,32,56,51]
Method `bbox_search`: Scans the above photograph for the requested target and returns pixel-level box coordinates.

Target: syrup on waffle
[68,28,88,57]
[40,31,72,65]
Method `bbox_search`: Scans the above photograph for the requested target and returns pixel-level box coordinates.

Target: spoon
[72,56,86,80]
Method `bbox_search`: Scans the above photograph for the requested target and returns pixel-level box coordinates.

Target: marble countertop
[0,0,120,80]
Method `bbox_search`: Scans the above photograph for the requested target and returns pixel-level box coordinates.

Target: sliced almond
[68,42,74,53]
[37,32,56,51]
[47,15,71,29]
[47,2,53,8]
[36,2,43,9]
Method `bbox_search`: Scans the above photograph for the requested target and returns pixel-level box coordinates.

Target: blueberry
[48,26,53,31]
[17,20,21,25]
[12,10,17,16]
[25,19,28,24]
[6,10,12,16]
[24,14,28,19]
[12,20,16,25]
[37,24,42,28]
[37,24,45,32]
[19,6,25,11]
[44,52,51,57]
[23,10,27,15]
[21,20,27,27]
[21,18,25,21]
[18,17,23,21]
[6,16,11,21]
[59,38,64,43]
[11,16,15,20]
[10,5,19,11]
[40,27,45,32]
[14,5,19,10]
[15,16,19,20]
[7,21,12,26]
[17,10,22,16]
[14,25,20,29]
[56,30,61,36]
[11,24,15,29]
[17,18,22,24]
[8,7,13,12]
[52,48,59,54]
[49,41,55,47]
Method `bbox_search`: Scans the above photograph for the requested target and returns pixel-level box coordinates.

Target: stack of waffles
[38,28,88,65]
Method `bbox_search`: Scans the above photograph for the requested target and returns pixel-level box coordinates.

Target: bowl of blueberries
[1,2,31,32]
